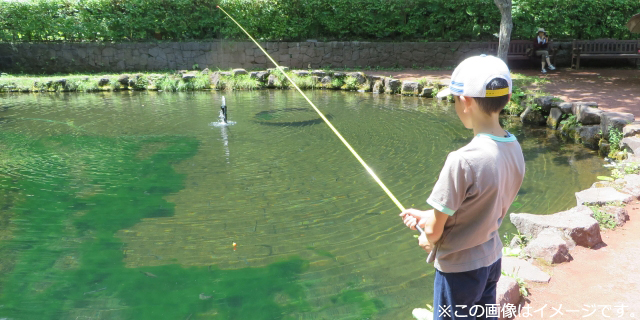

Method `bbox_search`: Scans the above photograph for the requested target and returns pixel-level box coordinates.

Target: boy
[400,55,526,319]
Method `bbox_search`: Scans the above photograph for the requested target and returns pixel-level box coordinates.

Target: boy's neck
[471,112,507,137]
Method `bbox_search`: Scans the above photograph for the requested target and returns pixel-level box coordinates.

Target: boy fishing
[400,55,526,319]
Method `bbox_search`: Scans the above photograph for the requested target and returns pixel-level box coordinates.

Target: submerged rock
[510,206,602,248]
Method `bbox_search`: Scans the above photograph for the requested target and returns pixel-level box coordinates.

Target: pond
[0,90,608,319]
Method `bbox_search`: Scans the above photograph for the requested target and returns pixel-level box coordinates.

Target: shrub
[1,0,637,42]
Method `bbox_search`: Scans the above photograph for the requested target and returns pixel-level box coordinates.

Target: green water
[0,90,607,319]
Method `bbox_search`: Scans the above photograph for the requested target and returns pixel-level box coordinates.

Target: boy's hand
[399,208,432,230]
[417,232,433,252]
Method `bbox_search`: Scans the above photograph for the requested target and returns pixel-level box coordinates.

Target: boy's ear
[459,96,474,112]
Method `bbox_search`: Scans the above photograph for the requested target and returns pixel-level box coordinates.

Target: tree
[493,0,513,62]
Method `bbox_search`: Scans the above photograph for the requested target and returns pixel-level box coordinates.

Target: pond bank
[517,201,640,319]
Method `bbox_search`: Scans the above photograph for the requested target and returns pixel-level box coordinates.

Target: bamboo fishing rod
[217,6,424,234]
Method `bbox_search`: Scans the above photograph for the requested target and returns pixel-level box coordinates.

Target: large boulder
[576,125,602,149]
[232,68,248,76]
[501,256,551,283]
[346,72,367,84]
[401,81,421,95]
[384,77,401,94]
[117,75,129,86]
[575,187,633,206]
[623,121,640,137]
[311,70,326,77]
[620,174,640,199]
[533,96,557,112]
[98,78,110,86]
[496,276,520,320]
[510,206,602,248]
[419,87,433,97]
[520,106,546,125]
[292,70,309,77]
[575,104,603,125]
[559,102,574,114]
[266,74,278,88]
[621,136,640,155]
[524,229,571,264]
[601,112,635,140]
[320,76,332,87]
[547,107,563,129]
[571,101,598,114]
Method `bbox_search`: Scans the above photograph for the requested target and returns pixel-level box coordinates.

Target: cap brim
[436,87,452,98]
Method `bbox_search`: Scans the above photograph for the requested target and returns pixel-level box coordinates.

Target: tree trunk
[493,0,513,62]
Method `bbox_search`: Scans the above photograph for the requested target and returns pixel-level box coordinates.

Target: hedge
[1,0,639,42]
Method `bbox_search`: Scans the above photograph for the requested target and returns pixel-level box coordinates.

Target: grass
[342,76,359,91]
[588,206,617,229]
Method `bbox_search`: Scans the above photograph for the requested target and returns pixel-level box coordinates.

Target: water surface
[0,90,607,319]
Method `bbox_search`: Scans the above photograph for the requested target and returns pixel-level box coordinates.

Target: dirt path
[515,203,640,319]
[365,67,640,118]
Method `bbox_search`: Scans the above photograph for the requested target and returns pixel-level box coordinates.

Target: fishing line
[218,6,425,234]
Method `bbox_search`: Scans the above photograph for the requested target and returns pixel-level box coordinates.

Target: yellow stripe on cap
[485,87,509,97]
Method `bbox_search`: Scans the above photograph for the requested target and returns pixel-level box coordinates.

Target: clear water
[0,90,607,319]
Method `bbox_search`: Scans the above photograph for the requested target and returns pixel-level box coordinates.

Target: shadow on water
[254,108,333,127]
[0,133,382,319]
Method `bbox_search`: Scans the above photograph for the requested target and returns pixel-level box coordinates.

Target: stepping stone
[575,187,633,206]
[524,229,571,264]
[502,256,551,283]
[510,206,602,248]
[497,275,521,317]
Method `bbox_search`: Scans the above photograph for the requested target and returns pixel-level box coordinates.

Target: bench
[486,40,556,65]
[571,39,640,69]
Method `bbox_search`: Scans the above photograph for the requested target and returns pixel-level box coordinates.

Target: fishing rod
[217,6,424,235]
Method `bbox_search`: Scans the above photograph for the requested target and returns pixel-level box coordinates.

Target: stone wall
[0,41,509,74]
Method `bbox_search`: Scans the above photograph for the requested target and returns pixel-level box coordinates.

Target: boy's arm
[400,209,449,251]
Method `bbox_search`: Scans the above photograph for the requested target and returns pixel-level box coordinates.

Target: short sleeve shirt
[426,132,525,273]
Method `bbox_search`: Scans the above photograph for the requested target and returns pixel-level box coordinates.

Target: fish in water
[199,293,213,300]
[141,271,158,278]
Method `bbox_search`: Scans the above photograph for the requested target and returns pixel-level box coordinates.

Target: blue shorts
[433,258,502,320]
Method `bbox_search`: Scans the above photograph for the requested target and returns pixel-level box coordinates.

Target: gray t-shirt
[426,132,525,273]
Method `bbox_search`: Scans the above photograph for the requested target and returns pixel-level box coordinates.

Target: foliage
[501,270,529,297]
[341,76,359,91]
[329,77,344,90]
[560,114,580,130]
[1,0,638,42]
[589,206,617,229]
[608,128,624,153]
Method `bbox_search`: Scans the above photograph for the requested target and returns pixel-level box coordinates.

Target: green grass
[589,206,617,229]
[341,76,359,91]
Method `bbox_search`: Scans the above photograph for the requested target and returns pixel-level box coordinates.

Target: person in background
[533,28,555,73]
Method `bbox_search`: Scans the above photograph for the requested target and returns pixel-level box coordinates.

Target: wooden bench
[486,40,556,65]
[571,39,640,69]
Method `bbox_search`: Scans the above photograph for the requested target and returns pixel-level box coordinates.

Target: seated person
[533,28,555,73]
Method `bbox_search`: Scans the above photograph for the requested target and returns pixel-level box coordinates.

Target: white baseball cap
[437,55,512,98]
